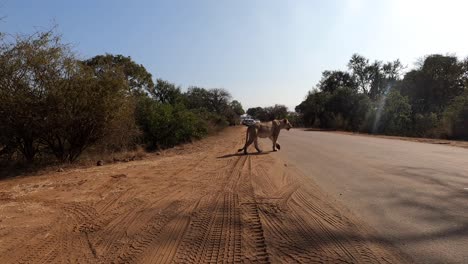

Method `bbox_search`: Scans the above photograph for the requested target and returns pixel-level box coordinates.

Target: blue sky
[1,0,467,110]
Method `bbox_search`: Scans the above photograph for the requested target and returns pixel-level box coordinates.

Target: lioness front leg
[269,136,279,151]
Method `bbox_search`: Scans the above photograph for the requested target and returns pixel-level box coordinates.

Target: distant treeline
[0,30,245,165]
[245,105,302,126]
[296,54,468,139]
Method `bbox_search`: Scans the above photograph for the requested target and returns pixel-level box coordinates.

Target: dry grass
[0,146,151,179]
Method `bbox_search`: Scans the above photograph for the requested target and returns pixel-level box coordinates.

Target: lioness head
[282,118,292,131]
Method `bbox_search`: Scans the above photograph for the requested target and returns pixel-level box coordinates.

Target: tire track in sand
[238,156,270,263]
[173,154,246,263]
[108,146,246,263]
[249,153,408,263]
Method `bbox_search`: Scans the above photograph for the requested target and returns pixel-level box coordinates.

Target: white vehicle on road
[242,119,256,126]
[242,119,261,126]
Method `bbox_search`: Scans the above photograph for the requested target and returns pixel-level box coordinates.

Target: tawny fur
[238,119,292,154]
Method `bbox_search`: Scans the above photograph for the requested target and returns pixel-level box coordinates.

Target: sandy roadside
[0,127,410,263]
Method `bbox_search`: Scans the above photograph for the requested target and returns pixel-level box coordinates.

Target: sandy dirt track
[0,127,408,263]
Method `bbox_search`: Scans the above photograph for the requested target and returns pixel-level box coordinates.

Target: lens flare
[372,83,393,133]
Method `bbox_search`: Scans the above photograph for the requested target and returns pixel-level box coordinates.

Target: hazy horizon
[2,0,467,110]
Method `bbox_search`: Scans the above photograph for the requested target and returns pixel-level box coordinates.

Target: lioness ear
[283,118,287,122]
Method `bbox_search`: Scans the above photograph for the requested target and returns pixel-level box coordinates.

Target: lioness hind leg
[243,137,255,154]
[254,138,262,153]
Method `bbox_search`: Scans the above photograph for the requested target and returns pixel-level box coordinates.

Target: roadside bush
[136,97,208,150]
[375,90,412,135]
[1,28,244,169]
[297,54,468,139]
[0,31,55,162]
[0,31,142,163]
[223,108,240,126]
[191,108,229,132]
[42,63,139,162]
[328,113,346,130]
[360,106,377,133]
[440,92,468,139]
[412,113,438,137]
[184,86,241,125]
[296,87,370,131]
[286,112,304,127]
[295,91,330,127]
[348,92,372,131]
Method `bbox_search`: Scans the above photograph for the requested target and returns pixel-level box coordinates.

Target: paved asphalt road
[269,129,468,264]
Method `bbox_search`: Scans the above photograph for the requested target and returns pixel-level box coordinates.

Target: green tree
[375,90,412,135]
[41,61,136,162]
[230,100,245,115]
[297,67,371,130]
[367,61,385,100]
[399,55,465,114]
[296,90,328,127]
[264,104,288,120]
[246,105,288,121]
[441,91,468,139]
[84,54,155,96]
[323,88,370,130]
[207,88,232,115]
[348,54,404,100]
[185,86,211,110]
[185,86,235,124]
[0,31,140,163]
[412,112,438,137]
[0,31,63,162]
[348,54,372,94]
[297,53,467,138]
[135,97,207,149]
[318,70,357,93]
[383,59,404,80]
[286,112,303,127]
[246,107,265,120]
[153,79,184,105]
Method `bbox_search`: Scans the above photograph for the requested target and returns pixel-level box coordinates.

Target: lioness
[238,119,292,154]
